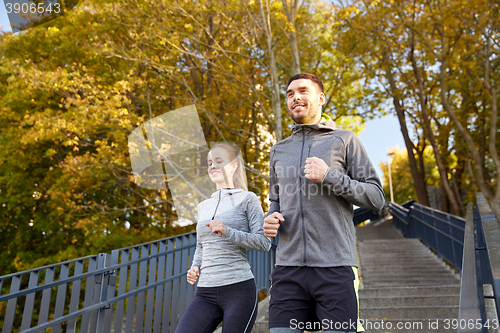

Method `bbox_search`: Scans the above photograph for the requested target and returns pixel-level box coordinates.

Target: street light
[388,152,395,203]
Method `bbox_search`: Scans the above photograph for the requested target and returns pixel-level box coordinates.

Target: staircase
[357,217,461,332]
[249,216,461,333]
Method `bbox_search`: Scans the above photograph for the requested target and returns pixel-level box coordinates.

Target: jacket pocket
[276,207,301,255]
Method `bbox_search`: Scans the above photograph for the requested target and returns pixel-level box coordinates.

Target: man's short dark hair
[287,73,324,93]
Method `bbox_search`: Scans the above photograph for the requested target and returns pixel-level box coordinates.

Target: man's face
[286,79,325,125]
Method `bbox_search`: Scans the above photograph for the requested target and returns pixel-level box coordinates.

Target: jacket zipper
[212,190,222,220]
[299,128,307,265]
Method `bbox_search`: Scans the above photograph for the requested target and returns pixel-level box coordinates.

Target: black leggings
[175,278,258,333]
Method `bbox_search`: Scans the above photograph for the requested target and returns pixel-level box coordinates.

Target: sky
[1,2,406,186]
[358,115,405,184]
[0,1,11,32]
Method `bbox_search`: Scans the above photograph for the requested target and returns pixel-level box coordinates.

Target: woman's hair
[210,142,248,191]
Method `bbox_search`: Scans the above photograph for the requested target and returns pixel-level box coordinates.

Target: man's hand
[305,157,329,183]
[263,212,284,237]
[206,219,227,235]
[187,266,200,285]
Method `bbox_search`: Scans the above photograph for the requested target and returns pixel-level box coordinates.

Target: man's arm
[265,147,281,217]
[324,133,385,210]
[305,133,385,210]
[263,147,284,237]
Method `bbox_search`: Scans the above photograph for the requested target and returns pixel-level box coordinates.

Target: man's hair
[287,73,324,93]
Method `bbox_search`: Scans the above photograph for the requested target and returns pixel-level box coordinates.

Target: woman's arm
[223,193,271,252]
[190,238,203,269]
[191,208,203,269]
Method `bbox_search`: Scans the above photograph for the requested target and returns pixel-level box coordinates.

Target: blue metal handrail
[458,193,500,331]
[458,203,487,333]
[389,200,465,273]
[0,230,276,333]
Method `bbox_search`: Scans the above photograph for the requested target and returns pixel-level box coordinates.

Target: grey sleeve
[223,193,272,252]
[321,133,385,210]
[265,147,281,218]
[191,238,203,269]
[191,207,203,269]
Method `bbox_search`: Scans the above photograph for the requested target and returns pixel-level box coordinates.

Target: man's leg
[310,266,357,333]
[268,266,315,333]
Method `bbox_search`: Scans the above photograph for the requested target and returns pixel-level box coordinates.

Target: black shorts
[268,266,358,332]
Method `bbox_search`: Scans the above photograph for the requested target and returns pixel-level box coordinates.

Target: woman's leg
[218,279,258,333]
[175,287,223,333]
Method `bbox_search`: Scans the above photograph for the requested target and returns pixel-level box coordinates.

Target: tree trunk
[410,45,460,215]
[383,59,429,205]
[281,0,301,75]
[258,0,282,141]
[436,31,498,218]
[482,34,500,219]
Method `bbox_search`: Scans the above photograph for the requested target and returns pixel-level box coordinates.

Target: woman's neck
[216,184,235,190]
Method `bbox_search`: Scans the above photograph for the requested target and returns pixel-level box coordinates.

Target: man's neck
[299,113,329,125]
[300,113,322,125]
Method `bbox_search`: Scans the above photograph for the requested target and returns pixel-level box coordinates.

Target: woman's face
[207,147,237,188]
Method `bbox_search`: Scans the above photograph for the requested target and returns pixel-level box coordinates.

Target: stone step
[251,320,268,333]
[359,305,459,319]
[360,263,450,270]
[358,243,432,249]
[358,266,457,276]
[359,238,423,243]
[360,295,459,308]
[360,254,446,260]
[359,257,447,263]
[359,256,439,261]
[358,244,427,248]
[353,285,457,298]
[360,266,450,273]
[363,277,460,286]
[359,248,431,253]
[363,270,460,281]
[358,244,425,249]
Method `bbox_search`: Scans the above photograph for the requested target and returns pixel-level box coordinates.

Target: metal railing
[389,200,466,273]
[353,206,383,226]
[389,193,500,331]
[458,193,500,332]
[0,232,276,333]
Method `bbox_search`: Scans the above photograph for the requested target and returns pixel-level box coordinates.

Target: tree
[380,146,448,205]
[0,0,382,274]
[335,0,499,217]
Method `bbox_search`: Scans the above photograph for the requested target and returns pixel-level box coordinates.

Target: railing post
[95,253,116,333]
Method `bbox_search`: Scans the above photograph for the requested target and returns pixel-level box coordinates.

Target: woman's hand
[187,266,200,285]
[206,219,227,235]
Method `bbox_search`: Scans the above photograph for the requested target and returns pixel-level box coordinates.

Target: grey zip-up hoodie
[267,118,385,267]
[192,188,271,287]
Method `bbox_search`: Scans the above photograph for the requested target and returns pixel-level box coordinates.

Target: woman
[175,143,271,333]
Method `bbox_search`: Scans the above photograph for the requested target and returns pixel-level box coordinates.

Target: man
[263,73,385,333]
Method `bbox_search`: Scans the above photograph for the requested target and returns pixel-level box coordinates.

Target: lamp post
[388,152,394,203]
